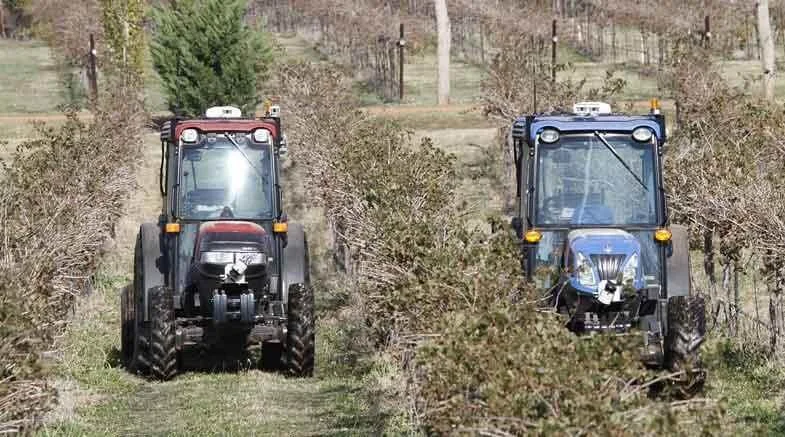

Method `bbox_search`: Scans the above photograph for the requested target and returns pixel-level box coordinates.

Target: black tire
[128,226,166,374]
[128,233,148,373]
[120,285,135,367]
[286,284,315,377]
[263,342,284,371]
[148,285,178,381]
[665,295,706,398]
[244,339,284,371]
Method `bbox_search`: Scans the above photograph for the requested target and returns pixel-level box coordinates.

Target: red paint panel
[174,120,279,139]
[199,221,266,236]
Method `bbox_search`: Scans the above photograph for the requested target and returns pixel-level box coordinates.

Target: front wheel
[148,286,178,381]
[286,284,315,377]
[665,295,706,398]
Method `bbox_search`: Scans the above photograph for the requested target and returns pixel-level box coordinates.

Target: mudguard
[281,223,310,304]
[666,224,691,298]
[138,223,166,322]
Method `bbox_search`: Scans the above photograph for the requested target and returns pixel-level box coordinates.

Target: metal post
[531,35,537,113]
[398,23,405,101]
[704,15,711,48]
[88,34,98,103]
[551,19,557,83]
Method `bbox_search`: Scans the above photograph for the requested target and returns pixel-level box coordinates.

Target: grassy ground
[39,132,389,436]
[0,39,61,113]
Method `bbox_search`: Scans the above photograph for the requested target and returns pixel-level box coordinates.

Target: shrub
[275,60,732,435]
[0,79,143,433]
[151,0,274,116]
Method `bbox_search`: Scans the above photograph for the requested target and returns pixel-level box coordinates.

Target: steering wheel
[572,205,613,225]
[539,196,566,222]
[220,206,235,218]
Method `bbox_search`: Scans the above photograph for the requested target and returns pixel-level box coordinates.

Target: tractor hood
[564,229,644,302]
[192,221,273,282]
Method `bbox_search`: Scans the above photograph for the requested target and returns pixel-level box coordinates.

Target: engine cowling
[189,221,272,318]
[563,229,644,303]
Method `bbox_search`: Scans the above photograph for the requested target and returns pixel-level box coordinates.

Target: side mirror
[511,216,523,239]
[278,134,288,158]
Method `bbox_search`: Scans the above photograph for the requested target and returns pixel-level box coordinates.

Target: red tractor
[121,105,313,380]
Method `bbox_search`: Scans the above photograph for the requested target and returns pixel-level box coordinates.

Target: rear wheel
[286,284,314,377]
[665,295,706,398]
[148,285,178,380]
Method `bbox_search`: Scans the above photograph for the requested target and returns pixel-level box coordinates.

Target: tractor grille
[590,254,626,281]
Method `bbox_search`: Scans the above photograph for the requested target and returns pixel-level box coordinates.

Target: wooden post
[480,21,485,64]
[734,260,740,336]
[87,34,98,103]
[704,229,716,285]
[551,19,557,83]
[611,21,616,62]
[398,23,405,101]
[0,5,6,39]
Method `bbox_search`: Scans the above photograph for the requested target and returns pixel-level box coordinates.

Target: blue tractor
[510,101,705,395]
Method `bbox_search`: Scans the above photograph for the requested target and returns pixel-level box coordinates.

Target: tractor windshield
[178,136,273,219]
[535,133,657,226]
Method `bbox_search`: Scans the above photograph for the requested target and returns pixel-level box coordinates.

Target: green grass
[391,53,485,106]
[0,39,62,113]
[35,130,396,436]
[39,263,387,436]
[705,340,785,435]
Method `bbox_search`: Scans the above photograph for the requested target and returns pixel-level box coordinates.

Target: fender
[138,223,166,322]
[281,223,310,304]
[666,224,691,298]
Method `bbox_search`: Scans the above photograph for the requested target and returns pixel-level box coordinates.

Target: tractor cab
[157,105,290,306]
[510,102,705,390]
[122,104,313,380]
[511,101,669,294]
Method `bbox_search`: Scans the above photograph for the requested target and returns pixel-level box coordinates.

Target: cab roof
[172,119,279,140]
[512,114,665,144]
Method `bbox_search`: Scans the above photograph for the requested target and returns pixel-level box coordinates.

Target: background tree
[434,0,450,105]
[151,0,273,116]
[758,0,776,101]
[1,0,30,37]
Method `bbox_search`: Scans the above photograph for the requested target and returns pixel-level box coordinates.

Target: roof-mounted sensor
[205,106,243,119]
[572,102,612,116]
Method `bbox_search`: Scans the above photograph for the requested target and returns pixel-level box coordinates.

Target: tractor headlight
[622,253,639,283]
[182,128,199,143]
[575,252,596,287]
[236,252,266,266]
[201,251,235,264]
[632,127,653,142]
[540,129,560,144]
[253,129,272,143]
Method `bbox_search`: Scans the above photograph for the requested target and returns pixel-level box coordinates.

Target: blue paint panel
[512,116,664,143]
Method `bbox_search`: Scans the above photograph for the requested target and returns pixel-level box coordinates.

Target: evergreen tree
[151,0,273,117]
